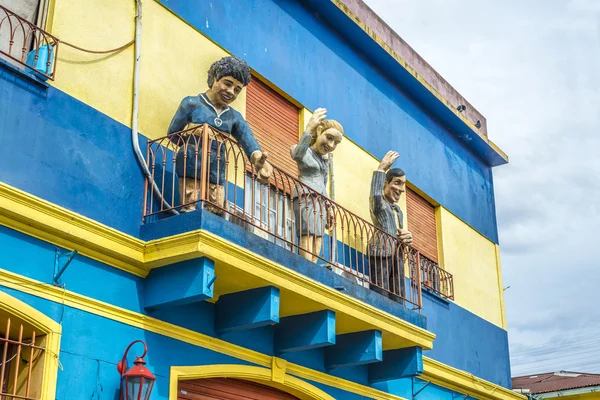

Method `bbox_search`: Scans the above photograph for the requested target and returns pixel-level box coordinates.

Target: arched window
[0,291,61,400]
[171,364,335,400]
[179,378,300,400]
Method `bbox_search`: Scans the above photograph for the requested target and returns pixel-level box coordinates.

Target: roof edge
[326,0,508,166]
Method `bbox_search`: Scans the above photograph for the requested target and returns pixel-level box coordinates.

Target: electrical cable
[511,340,600,361]
[61,39,134,54]
[513,346,600,364]
[511,331,600,354]
[513,351,600,371]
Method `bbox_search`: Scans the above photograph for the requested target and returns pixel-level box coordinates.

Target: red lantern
[116,340,156,400]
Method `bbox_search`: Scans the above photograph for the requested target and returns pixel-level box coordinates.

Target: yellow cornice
[0,268,405,400]
[0,181,435,350]
[0,182,147,276]
[422,357,526,400]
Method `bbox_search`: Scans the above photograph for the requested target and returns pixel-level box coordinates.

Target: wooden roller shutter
[178,378,300,400]
[406,188,438,262]
[246,77,300,178]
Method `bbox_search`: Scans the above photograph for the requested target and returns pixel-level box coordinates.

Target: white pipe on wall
[130,0,177,215]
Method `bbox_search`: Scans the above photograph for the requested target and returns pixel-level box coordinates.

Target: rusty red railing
[415,252,454,300]
[0,5,58,80]
[143,124,425,309]
[0,317,46,400]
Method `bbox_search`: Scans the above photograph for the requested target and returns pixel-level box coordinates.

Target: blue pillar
[215,286,280,334]
[275,310,336,353]
[325,330,382,369]
[369,347,423,383]
[144,257,215,311]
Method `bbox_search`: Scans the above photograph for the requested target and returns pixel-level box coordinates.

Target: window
[234,76,299,249]
[406,187,438,262]
[0,291,60,400]
[246,76,300,178]
[224,176,294,250]
[406,188,455,299]
[0,312,47,399]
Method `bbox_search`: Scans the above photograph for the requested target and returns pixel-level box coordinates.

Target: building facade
[0,0,523,399]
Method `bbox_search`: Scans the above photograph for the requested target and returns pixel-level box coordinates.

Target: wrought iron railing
[0,317,46,399]
[0,5,58,80]
[143,124,423,310]
[414,252,454,300]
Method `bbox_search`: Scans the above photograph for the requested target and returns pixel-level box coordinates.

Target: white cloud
[363,0,600,375]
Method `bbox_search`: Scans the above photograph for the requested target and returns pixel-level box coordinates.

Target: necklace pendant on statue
[214,117,223,127]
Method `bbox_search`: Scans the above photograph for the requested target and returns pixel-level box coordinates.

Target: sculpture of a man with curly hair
[168,56,272,214]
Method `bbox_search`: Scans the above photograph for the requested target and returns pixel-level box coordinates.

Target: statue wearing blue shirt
[167,56,272,214]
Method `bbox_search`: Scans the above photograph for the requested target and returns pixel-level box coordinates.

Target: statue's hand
[257,161,273,184]
[325,207,336,230]
[378,150,399,172]
[306,108,327,135]
[397,229,413,245]
[251,151,272,184]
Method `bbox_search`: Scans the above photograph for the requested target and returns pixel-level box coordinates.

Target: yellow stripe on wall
[332,137,381,222]
[437,207,505,328]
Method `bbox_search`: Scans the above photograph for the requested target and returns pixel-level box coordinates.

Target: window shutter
[246,77,299,178]
[178,378,300,400]
[406,188,438,262]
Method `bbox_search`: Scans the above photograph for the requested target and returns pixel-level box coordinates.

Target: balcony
[0,5,58,80]
[142,123,454,310]
[410,251,454,300]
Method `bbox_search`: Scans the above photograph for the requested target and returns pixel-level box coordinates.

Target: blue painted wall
[422,291,511,387]
[158,0,499,244]
[0,61,144,237]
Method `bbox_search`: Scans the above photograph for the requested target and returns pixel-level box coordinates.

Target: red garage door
[178,378,300,400]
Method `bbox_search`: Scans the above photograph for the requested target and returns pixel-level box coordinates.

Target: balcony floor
[140,208,429,350]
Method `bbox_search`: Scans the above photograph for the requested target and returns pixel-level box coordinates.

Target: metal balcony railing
[411,251,454,300]
[0,5,58,80]
[143,124,423,310]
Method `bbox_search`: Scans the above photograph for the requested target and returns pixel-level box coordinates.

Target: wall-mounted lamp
[116,340,156,400]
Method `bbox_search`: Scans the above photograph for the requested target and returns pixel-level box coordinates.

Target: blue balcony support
[215,286,280,334]
[369,347,423,383]
[325,330,382,369]
[275,310,336,353]
[144,257,215,310]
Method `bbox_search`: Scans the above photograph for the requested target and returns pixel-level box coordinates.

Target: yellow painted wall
[48,0,246,138]
[437,207,506,328]
[332,138,385,222]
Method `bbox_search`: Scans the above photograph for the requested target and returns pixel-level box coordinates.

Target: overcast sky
[363,0,600,376]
